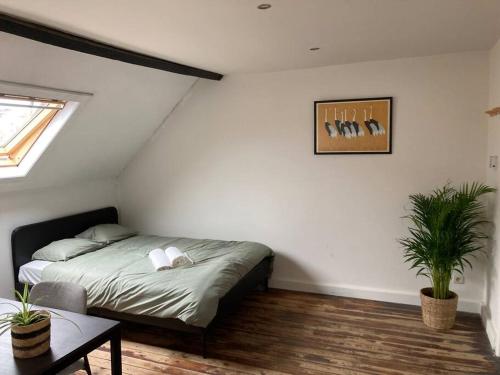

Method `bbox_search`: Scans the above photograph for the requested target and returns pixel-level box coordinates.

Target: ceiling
[0,0,499,74]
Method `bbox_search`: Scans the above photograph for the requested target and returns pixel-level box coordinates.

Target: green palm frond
[399,182,495,299]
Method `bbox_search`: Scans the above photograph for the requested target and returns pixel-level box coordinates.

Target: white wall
[0,178,116,298]
[119,52,489,313]
[485,38,500,356]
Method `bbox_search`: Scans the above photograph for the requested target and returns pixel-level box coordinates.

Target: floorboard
[74,289,499,374]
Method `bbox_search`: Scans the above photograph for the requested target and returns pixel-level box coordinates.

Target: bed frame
[11,207,274,357]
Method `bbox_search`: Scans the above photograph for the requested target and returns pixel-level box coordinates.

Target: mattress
[42,235,273,327]
[18,260,53,285]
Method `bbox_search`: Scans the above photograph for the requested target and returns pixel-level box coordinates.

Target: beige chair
[29,282,92,375]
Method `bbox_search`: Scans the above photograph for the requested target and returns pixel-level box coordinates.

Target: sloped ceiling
[0,32,196,192]
[0,0,499,73]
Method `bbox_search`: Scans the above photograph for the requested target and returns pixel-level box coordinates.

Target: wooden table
[0,298,121,375]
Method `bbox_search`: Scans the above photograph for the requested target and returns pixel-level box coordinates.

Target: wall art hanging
[314,97,392,154]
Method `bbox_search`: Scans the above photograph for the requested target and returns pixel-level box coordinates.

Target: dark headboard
[11,207,118,291]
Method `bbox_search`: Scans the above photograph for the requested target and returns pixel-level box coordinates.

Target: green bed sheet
[42,235,273,327]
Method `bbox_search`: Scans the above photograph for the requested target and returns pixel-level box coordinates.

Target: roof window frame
[0,80,92,179]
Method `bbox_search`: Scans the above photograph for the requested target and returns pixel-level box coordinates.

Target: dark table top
[0,298,120,375]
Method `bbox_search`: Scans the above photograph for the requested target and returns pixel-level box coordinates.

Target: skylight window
[0,82,86,180]
[0,94,65,167]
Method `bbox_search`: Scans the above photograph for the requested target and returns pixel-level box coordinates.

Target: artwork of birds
[316,99,391,154]
[322,104,386,141]
[343,109,355,138]
[324,109,337,138]
[340,111,353,138]
[351,108,364,137]
[362,108,380,136]
[370,106,385,135]
[364,106,385,136]
[334,108,343,135]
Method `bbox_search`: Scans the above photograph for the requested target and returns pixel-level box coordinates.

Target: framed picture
[314,97,392,154]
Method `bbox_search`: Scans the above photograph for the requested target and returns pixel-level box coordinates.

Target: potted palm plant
[0,284,79,359]
[400,182,495,330]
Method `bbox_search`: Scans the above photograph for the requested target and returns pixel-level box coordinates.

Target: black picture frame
[314,96,393,155]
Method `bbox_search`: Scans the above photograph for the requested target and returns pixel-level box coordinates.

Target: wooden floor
[75,289,499,375]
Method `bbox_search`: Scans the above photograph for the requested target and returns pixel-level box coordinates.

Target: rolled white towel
[149,247,193,271]
[165,247,193,268]
[149,248,170,271]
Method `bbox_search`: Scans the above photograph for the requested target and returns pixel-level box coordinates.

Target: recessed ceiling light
[257,4,272,10]
[309,47,320,51]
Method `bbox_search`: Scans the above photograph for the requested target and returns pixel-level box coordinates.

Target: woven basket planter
[11,311,51,359]
[420,288,458,330]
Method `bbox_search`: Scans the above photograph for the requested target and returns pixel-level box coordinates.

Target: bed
[11,207,274,356]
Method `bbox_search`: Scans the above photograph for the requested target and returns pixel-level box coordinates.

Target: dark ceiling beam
[0,12,223,81]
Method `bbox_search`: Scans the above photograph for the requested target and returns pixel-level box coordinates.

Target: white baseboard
[269,278,481,314]
[481,305,499,356]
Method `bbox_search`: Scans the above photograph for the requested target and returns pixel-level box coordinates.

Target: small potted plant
[0,284,79,359]
[400,182,495,330]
